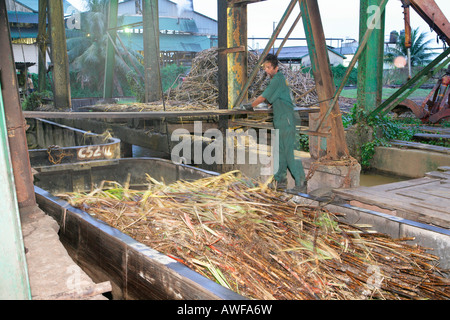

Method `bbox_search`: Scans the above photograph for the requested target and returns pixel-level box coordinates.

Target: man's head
[262,54,279,78]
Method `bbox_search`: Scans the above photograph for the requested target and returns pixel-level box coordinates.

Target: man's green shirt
[261,71,295,129]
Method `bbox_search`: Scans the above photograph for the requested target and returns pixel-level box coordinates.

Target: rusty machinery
[393,0,450,123]
[406,64,450,123]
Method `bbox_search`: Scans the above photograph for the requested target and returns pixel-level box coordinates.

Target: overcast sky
[193,0,449,50]
[69,0,450,50]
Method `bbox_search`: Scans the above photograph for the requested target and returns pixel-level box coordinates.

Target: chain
[47,145,73,164]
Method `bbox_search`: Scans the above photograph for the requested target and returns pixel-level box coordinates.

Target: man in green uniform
[250,54,306,193]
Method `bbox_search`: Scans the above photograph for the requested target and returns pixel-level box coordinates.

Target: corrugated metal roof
[10,27,38,39]
[119,32,214,52]
[7,11,39,24]
[13,0,73,13]
[120,15,199,33]
[258,46,346,60]
[257,46,309,60]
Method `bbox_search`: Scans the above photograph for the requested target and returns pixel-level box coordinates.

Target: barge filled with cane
[33,158,450,300]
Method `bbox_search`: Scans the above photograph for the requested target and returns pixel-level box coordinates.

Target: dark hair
[263,53,279,68]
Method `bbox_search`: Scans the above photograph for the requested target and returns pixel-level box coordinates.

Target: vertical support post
[403,2,412,79]
[0,0,36,209]
[301,0,348,160]
[103,0,118,100]
[357,0,386,112]
[218,0,228,134]
[227,3,247,109]
[37,0,48,92]
[48,0,71,109]
[0,79,31,300]
[232,0,298,109]
[143,0,162,102]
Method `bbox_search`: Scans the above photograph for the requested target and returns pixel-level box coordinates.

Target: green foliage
[125,64,188,102]
[331,64,358,88]
[296,132,309,152]
[22,90,53,111]
[384,28,434,67]
[66,0,142,97]
[160,64,188,92]
[126,70,145,102]
[424,138,450,148]
[301,65,358,88]
[346,106,420,169]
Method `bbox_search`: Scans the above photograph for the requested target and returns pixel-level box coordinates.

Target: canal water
[359,171,408,187]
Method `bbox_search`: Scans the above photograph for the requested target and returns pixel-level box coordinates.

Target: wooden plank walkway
[334,166,450,229]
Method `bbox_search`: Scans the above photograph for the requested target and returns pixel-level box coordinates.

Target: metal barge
[26,118,121,167]
[33,157,450,300]
[33,158,243,300]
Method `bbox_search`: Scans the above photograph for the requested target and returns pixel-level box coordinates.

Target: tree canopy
[385,28,434,67]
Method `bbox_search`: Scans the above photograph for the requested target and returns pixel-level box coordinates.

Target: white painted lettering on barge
[77,145,113,160]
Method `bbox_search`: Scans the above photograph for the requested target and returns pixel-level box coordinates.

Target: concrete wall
[371,146,450,178]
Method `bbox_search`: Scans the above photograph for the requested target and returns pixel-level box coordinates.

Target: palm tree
[66,0,143,95]
[385,27,434,67]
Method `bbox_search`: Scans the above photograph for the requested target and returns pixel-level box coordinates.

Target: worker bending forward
[251,54,306,193]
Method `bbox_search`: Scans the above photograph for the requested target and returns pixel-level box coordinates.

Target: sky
[191,0,450,50]
[68,0,450,50]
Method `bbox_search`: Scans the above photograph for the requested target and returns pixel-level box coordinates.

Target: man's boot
[288,181,307,194]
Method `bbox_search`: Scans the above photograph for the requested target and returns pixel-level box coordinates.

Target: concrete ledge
[371,146,450,178]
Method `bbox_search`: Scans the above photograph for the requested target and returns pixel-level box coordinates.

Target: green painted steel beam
[357,0,386,112]
[48,0,71,109]
[103,0,118,99]
[0,81,31,300]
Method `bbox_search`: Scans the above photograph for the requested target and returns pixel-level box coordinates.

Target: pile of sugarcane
[86,100,217,113]
[60,171,450,300]
[166,47,318,107]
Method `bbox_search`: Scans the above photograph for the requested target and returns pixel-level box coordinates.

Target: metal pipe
[403,3,412,79]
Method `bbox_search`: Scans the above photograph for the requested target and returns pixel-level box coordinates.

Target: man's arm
[251,95,266,108]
